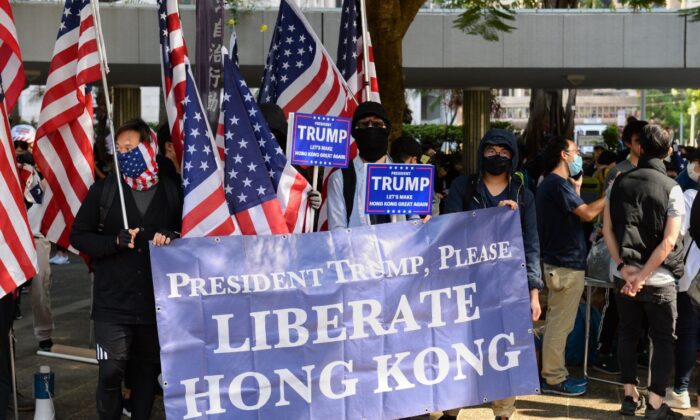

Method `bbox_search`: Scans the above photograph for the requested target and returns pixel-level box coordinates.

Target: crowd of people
[2,103,700,420]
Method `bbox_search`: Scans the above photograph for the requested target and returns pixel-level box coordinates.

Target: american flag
[258,0,356,119]
[0,87,37,297]
[218,48,289,235]
[337,0,380,104]
[33,0,100,251]
[119,140,159,191]
[18,162,44,205]
[158,0,187,163]
[180,64,236,238]
[0,0,25,112]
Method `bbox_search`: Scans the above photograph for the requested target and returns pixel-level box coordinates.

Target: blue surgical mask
[568,154,583,177]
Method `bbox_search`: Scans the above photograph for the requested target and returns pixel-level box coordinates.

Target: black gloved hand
[116,229,135,250]
[307,190,322,210]
[156,229,180,241]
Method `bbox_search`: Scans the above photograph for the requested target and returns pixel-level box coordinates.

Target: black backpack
[341,166,390,225]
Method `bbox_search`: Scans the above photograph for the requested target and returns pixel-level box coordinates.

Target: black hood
[477,128,519,174]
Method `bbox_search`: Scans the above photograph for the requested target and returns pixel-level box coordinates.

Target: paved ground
[7,253,700,419]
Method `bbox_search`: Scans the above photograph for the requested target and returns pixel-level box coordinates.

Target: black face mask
[354,127,389,163]
[482,155,512,175]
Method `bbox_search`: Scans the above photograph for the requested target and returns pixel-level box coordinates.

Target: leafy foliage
[602,124,620,152]
[680,6,700,21]
[403,124,463,149]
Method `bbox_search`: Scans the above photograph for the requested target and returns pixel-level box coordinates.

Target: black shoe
[593,353,621,375]
[8,391,34,412]
[620,395,645,416]
[495,417,509,420]
[439,415,458,420]
[38,339,53,351]
[643,403,683,420]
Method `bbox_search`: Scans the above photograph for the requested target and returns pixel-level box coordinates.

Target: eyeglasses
[565,148,581,155]
[356,120,386,129]
[484,149,512,159]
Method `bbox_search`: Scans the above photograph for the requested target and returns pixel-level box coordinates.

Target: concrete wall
[11,2,700,88]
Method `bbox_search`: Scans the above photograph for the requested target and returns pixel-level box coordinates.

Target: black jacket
[70,175,182,324]
[610,157,684,279]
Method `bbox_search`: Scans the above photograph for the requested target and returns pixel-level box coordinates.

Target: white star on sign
[222,92,231,102]
[185,161,194,171]
[182,96,191,106]
[187,145,197,154]
[263,154,271,163]
[183,178,190,187]
[247,162,257,172]
[253,123,261,132]
[233,154,243,164]
[238,139,248,149]
[199,161,209,171]
[230,115,239,125]
[242,177,252,187]
[288,24,295,32]
[256,185,266,196]
[295,61,303,68]
[284,49,291,57]
[225,131,234,140]
[203,145,211,155]
[224,185,233,194]
[248,108,258,117]
[280,75,288,83]
[190,128,200,137]
[228,168,238,179]
[243,92,253,102]
[237,193,247,203]
[194,112,202,121]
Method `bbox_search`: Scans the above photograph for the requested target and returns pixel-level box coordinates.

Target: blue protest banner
[150,208,539,420]
[365,163,434,215]
[289,112,351,167]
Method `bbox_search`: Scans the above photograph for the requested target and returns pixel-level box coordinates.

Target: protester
[603,124,684,419]
[0,293,15,419]
[12,124,54,351]
[442,128,542,420]
[155,123,181,181]
[536,136,605,396]
[390,135,422,164]
[663,150,700,410]
[70,118,183,419]
[327,101,401,228]
[604,117,648,190]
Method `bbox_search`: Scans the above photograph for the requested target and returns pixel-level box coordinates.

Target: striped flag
[158,0,188,163]
[258,0,356,119]
[180,64,237,238]
[337,0,380,104]
[0,0,25,112]
[0,87,37,297]
[33,0,100,251]
[218,44,305,235]
[258,0,357,231]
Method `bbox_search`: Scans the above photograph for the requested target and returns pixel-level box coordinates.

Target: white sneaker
[53,255,70,265]
[664,387,691,409]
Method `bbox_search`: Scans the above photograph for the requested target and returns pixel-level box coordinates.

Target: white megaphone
[34,365,55,420]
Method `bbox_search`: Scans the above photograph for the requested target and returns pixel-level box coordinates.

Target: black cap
[351,101,391,134]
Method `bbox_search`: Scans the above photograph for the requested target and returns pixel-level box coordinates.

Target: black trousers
[614,278,677,397]
[0,294,14,420]
[94,322,160,420]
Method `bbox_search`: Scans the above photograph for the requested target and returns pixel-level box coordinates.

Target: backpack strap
[98,172,118,233]
[341,166,356,225]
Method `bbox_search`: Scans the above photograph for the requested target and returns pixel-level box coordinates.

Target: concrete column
[462,89,491,175]
[111,86,141,129]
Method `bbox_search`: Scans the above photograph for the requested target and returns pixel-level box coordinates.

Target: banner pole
[90,0,129,230]
[309,166,319,232]
[358,0,372,101]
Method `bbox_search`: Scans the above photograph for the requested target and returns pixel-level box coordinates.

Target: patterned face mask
[116,141,159,191]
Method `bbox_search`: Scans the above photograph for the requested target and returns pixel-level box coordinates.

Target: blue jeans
[674,292,700,392]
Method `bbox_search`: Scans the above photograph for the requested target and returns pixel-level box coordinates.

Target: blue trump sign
[289,112,351,167]
[365,164,434,215]
[150,209,540,420]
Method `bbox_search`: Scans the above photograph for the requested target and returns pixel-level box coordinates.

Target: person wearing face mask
[440,129,542,420]
[535,136,605,397]
[70,119,183,420]
[327,101,404,229]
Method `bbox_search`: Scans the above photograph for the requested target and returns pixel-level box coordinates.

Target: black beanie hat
[351,101,391,137]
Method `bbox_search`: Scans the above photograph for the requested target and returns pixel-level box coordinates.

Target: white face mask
[689,162,700,183]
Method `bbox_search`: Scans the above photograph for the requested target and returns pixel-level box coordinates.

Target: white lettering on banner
[297,125,348,143]
[211,283,480,354]
[438,242,512,270]
[371,175,430,192]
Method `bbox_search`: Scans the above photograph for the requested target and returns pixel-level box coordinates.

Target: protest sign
[365,163,434,215]
[151,208,539,420]
[288,112,351,168]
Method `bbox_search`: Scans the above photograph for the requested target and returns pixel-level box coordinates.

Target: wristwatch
[617,262,625,272]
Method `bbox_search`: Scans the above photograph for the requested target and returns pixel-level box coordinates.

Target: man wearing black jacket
[71,119,182,420]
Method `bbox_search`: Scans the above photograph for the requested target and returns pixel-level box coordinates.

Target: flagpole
[358,0,372,101]
[90,0,129,230]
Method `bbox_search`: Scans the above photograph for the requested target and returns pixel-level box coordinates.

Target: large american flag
[33,0,100,251]
[0,0,24,112]
[337,0,380,104]
[158,0,187,163]
[0,86,37,297]
[180,63,236,238]
[258,0,356,119]
[218,49,289,235]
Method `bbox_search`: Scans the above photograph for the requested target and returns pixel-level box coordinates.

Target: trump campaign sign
[150,208,540,420]
[365,163,434,215]
[288,112,351,167]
